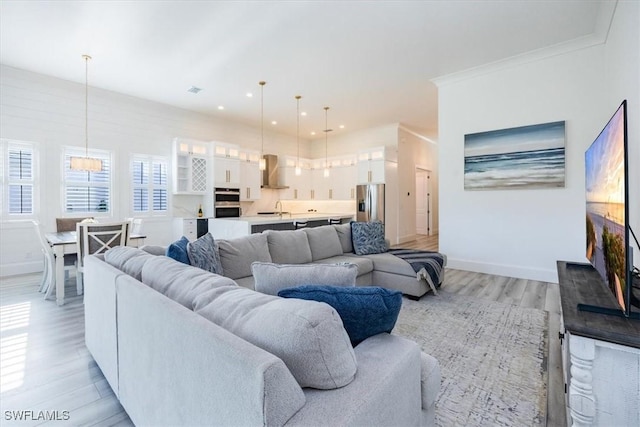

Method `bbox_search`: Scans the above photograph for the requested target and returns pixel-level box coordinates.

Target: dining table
[45,231,146,306]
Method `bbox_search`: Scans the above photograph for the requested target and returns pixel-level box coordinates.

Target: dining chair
[293,220,308,230]
[56,217,94,232]
[125,217,143,235]
[32,220,76,298]
[76,222,130,295]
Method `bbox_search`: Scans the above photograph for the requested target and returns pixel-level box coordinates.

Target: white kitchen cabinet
[172,138,210,195]
[331,163,357,200]
[279,156,312,200]
[212,142,240,187]
[239,150,261,201]
[357,147,387,184]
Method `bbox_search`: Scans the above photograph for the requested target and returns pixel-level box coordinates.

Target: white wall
[436,45,606,282]
[436,2,639,283]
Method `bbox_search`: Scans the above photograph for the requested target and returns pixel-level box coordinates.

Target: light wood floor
[1,234,566,426]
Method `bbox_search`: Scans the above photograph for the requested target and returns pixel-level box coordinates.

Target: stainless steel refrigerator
[356,184,385,223]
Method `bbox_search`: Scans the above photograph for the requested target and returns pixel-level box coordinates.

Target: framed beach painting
[464,121,566,190]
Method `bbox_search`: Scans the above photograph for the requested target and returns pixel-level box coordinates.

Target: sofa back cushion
[104,246,155,281]
[217,233,272,280]
[141,256,237,310]
[193,286,357,390]
[252,262,358,296]
[334,223,354,253]
[265,229,312,264]
[303,225,344,261]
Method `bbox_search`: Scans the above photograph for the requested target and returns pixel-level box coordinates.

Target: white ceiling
[0,1,609,140]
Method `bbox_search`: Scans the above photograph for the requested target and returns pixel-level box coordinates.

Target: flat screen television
[584,99,637,318]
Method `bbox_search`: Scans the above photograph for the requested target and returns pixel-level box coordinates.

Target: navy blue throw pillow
[278,285,402,346]
[166,236,190,265]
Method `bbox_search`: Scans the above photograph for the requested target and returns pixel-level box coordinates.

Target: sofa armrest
[421,352,441,409]
[286,333,424,426]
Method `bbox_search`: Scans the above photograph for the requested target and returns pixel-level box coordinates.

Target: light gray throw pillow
[187,233,223,275]
[252,262,358,296]
[265,230,312,264]
[193,286,357,389]
[303,226,344,261]
[334,223,354,253]
[217,233,272,280]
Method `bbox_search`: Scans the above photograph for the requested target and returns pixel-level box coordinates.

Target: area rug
[393,291,548,427]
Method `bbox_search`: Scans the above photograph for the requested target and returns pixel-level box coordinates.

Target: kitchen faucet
[275,200,283,216]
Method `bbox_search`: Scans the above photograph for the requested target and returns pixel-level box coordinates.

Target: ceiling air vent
[187,86,203,94]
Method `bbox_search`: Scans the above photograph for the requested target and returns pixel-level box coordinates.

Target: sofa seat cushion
[192,286,357,390]
[104,246,155,281]
[141,256,237,309]
[218,233,272,280]
[303,226,344,261]
[252,262,357,296]
[265,230,312,264]
[353,253,417,277]
[312,255,374,276]
[278,286,402,346]
[333,223,354,253]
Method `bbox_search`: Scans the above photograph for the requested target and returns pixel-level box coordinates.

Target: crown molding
[431,0,618,88]
[398,124,438,145]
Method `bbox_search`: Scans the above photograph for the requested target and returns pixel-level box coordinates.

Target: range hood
[261,154,289,189]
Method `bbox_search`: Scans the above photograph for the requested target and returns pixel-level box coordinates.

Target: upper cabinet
[357,147,388,184]
[212,142,240,187]
[239,149,262,201]
[172,138,210,194]
[279,156,312,200]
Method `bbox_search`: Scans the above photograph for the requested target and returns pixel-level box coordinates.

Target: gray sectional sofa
[221,223,442,298]
[83,224,443,426]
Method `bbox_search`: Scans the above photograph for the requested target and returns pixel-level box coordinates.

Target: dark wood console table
[557,261,639,427]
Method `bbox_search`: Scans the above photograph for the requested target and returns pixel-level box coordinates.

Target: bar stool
[293,220,308,230]
[328,218,341,225]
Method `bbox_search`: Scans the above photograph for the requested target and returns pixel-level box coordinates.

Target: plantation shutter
[7,145,34,214]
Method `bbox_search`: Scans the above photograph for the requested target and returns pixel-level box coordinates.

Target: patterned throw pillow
[278,285,402,346]
[186,233,224,275]
[350,221,387,255]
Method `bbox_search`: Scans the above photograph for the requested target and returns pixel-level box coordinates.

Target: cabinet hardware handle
[329,189,333,199]
[368,170,372,182]
[294,189,298,199]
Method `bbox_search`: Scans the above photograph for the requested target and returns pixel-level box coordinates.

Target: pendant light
[258,81,267,171]
[295,95,302,176]
[323,106,331,178]
[70,54,103,172]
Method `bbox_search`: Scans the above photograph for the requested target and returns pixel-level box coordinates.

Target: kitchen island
[208,213,355,239]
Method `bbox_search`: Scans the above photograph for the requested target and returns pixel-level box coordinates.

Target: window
[63,148,111,214]
[132,156,168,215]
[1,140,37,217]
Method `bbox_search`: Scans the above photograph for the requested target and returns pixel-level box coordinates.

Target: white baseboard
[0,261,43,278]
[446,258,558,283]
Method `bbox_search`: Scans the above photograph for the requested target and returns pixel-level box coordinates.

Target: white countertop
[212,213,354,225]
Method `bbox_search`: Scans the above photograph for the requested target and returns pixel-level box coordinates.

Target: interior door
[415,169,431,235]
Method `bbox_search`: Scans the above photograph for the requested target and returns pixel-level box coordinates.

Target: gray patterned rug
[393,291,548,427]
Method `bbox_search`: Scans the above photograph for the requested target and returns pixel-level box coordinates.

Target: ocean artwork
[464,121,566,190]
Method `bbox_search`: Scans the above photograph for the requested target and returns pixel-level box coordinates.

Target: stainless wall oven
[214,187,241,218]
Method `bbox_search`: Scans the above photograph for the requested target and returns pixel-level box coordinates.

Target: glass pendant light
[259,81,267,171]
[295,95,302,176]
[323,106,331,178]
[70,54,102,172]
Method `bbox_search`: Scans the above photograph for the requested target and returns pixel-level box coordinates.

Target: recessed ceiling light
[310,131,316,135]
[218,106,225,110]
[187,86,202,94]
[246,92,253,98]
[301,112,307,116]
[271,121,277,125]
[339,125,345,129]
